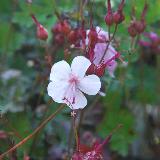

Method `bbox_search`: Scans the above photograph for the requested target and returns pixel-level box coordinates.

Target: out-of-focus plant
[0,0,160,159]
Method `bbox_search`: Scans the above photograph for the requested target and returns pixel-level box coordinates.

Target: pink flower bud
[113,11,125,24]
[95,63,106,77]
[88,27,98,48]
[105,0,113,26]
[31,15,48,41]
[37,24,48,40]
[87,63,96,75]
[113,0,125,24]
[68,30,78,44]
[55,34,64,45]
[51,23,62,33]
[61,20,71,35]
[128,22,137,37]
[105,14,114,26]
[135,20,146,34]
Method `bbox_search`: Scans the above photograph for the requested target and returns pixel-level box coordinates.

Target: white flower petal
[71,56,91,78]
[67,90,87,109]
[47,81,68,103]
[50,60,71,81]
[78,75,101,95]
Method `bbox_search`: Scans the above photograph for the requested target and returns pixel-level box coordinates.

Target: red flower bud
[105,0,113,26]
[61,20,71,35]
[135,20,146,34]
[113,11,125,24]
[105,14,114,26]
[88,27,98,48]
[51,23,62,33]
[52,20,71,35]
[95,63,106,77]
[113,0,125,24]
[37,24,48,40]
[31,14,48,41]
[68,30,78,44]
[128,22,137,37]
[55,34,64,45]
[87,63,96,75]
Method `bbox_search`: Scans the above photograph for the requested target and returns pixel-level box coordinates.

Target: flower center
[68,74,79,84]
[63,74,79,107]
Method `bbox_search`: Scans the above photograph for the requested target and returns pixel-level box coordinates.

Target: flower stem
[73,116,79,151]
[0,104,65,160]
[99,24,118,64]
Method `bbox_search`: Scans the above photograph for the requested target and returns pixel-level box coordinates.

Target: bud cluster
[128,3,148,37]
[105,0,125,26]
[52,20,86,47]
[72,134,112,160]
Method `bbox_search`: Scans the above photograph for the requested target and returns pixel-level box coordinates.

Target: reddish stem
[99,24,118,64]
[0,104,65,159]
[31,14,39,26]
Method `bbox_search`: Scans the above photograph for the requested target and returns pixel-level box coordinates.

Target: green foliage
[98,81,136,156]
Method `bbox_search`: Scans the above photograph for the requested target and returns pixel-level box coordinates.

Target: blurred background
[0,0,160,159]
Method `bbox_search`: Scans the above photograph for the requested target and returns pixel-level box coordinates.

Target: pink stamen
[63,74,79,107]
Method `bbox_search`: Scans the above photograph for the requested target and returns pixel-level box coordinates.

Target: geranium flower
[86,26,118,77]
[47,56,101,109]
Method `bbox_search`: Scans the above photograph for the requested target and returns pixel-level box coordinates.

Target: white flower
[47,56,101,109]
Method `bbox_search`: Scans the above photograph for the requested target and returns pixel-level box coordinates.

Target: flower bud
[37,24,48,40]
[135,20,146,34]
[31,14,48,41]
[86,63,96,75]
[113,11,125,24]
[105,0,113,26]
[88,27,98,48]
[51,23,62,33]
[105,14,114,26]
[55,34,64,45]
[128,22,137,37]
[95,63,106,77]
[61,20,71,35]
[68,30,78,44]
